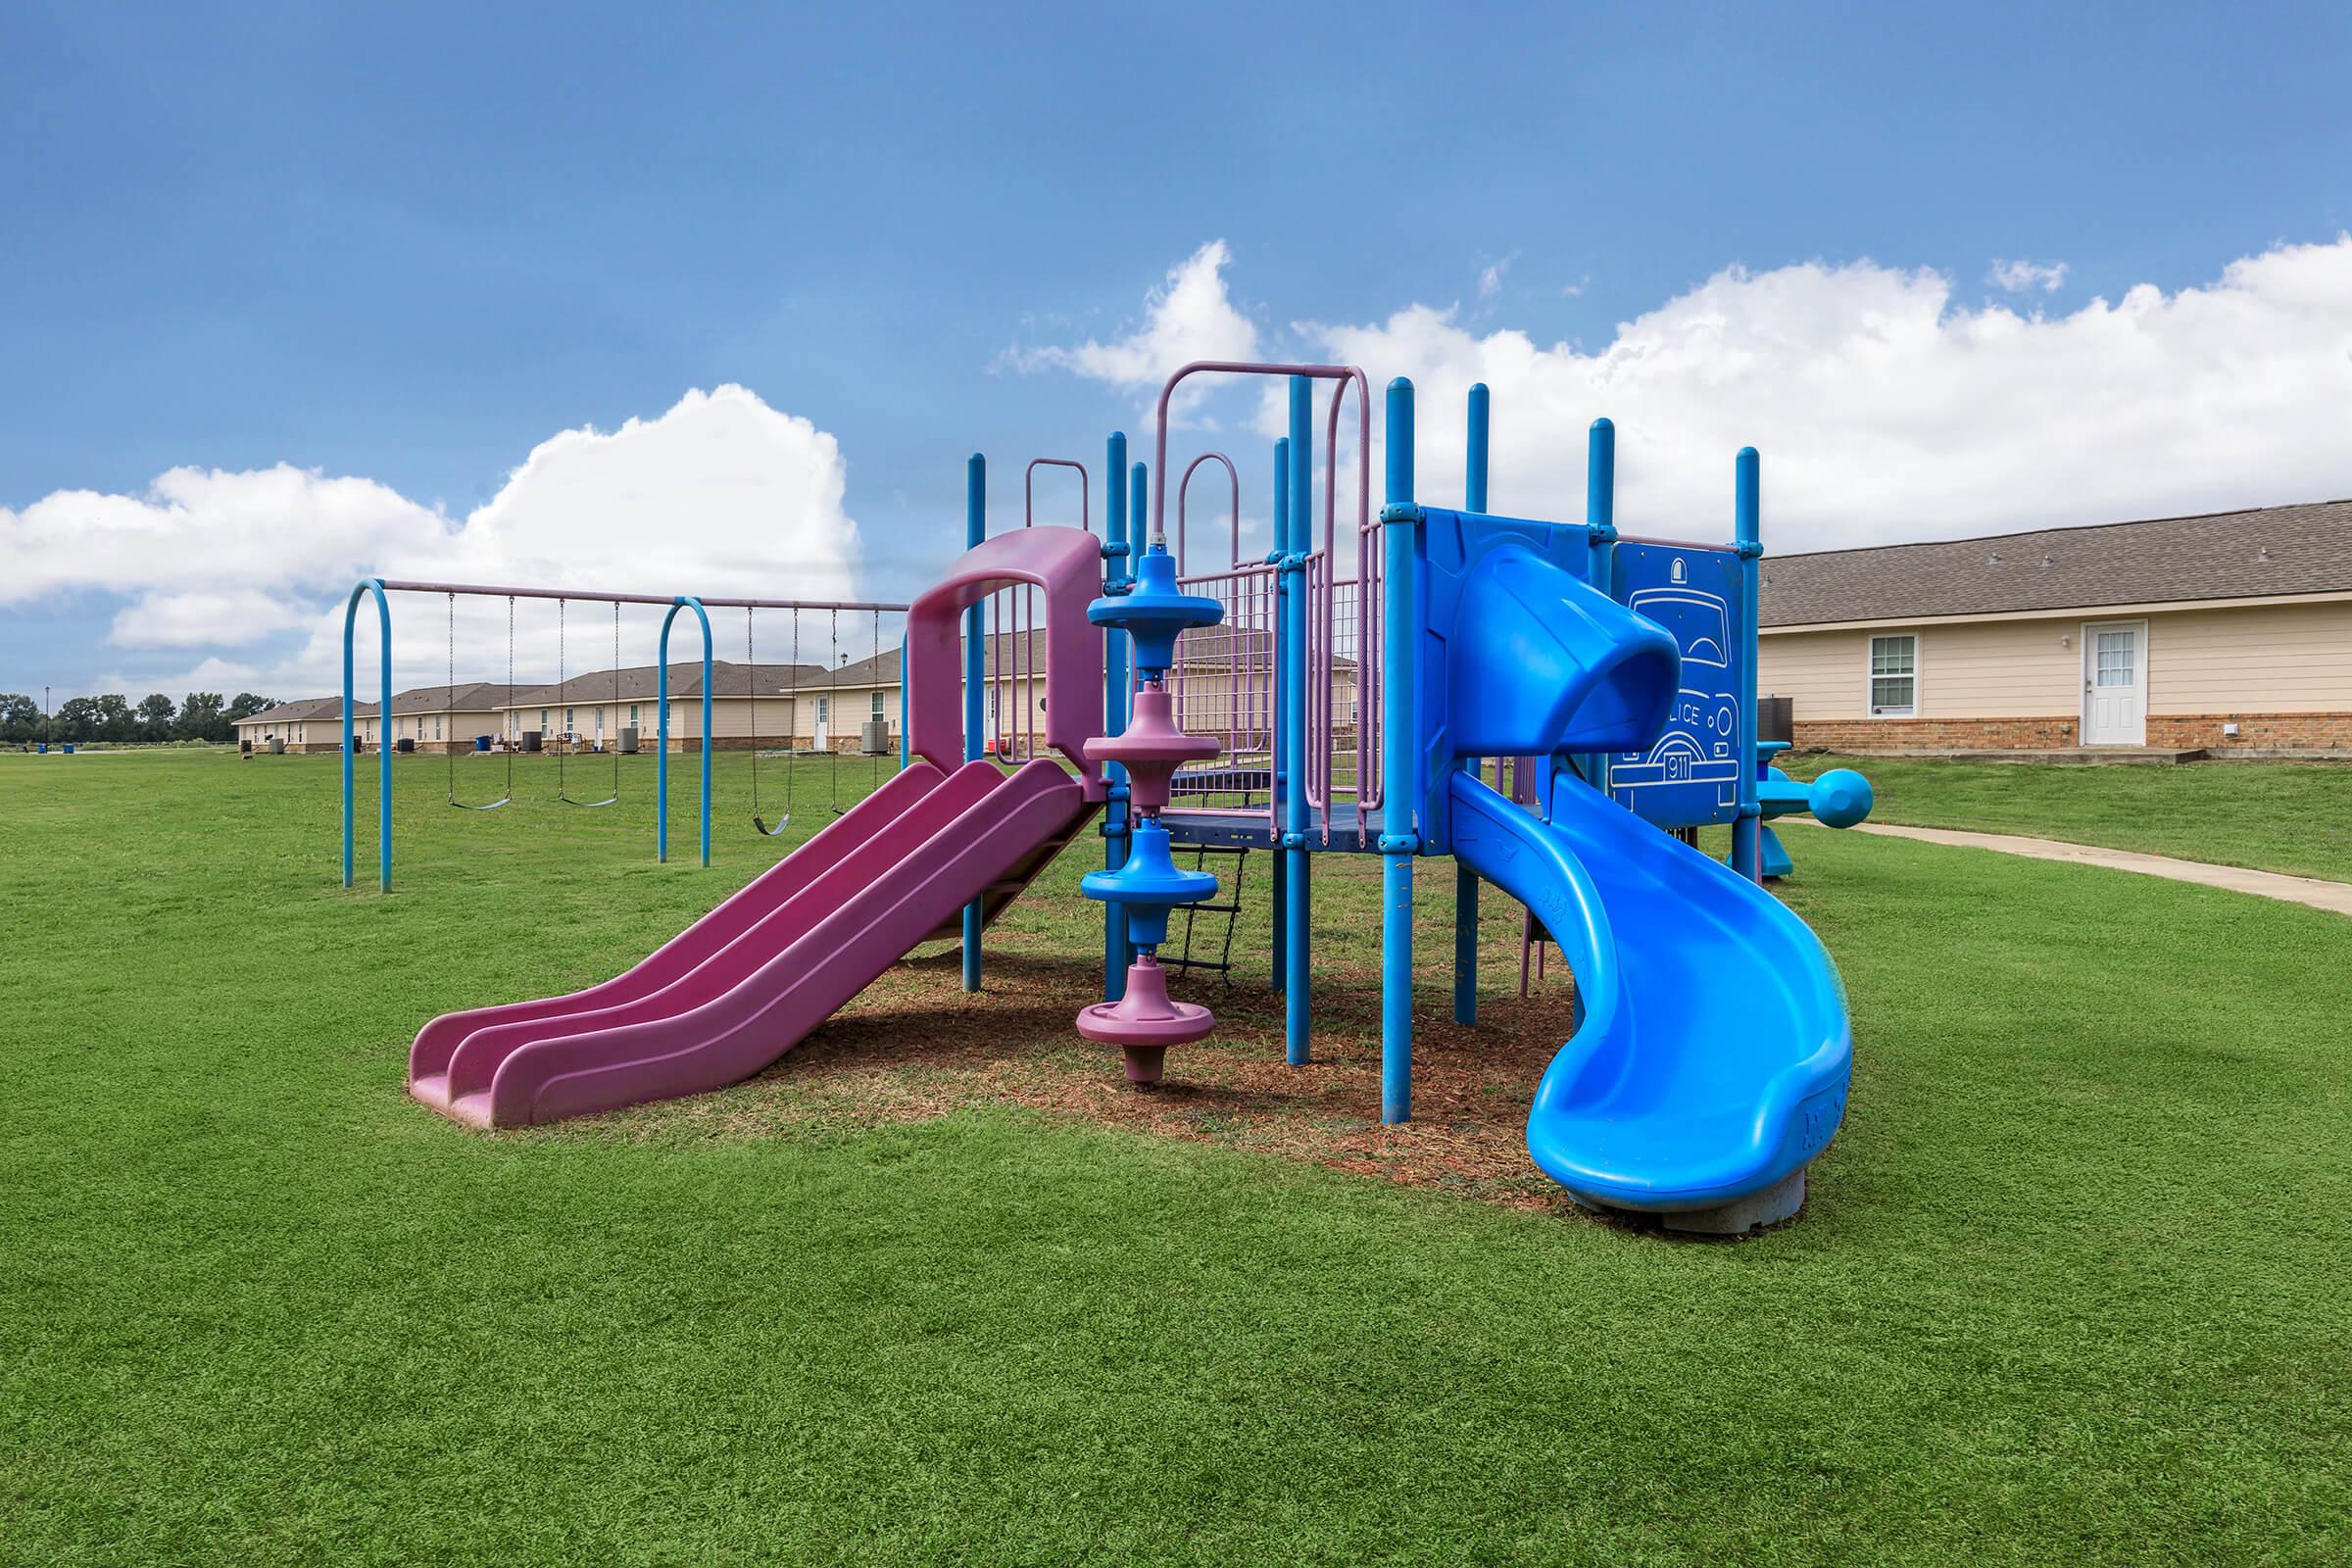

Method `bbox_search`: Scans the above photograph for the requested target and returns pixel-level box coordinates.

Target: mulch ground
[617,937,1592,1216]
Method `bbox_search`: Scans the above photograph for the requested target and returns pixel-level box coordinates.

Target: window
[1869,635,1916,715]
[564,708,575,735]
[629,704,639,724]
[870,691,885,721]
[2094,629,2135,687]
[433,715,442,740]
[539,709,549,729]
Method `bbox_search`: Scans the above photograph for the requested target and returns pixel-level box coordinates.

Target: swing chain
[557,597,566,795]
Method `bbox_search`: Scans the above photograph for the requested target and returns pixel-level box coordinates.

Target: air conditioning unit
[860,720,891,755]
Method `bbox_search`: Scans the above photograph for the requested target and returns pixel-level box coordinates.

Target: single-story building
[234,697,373,753]
[381,683,513,755]
[235,686,516,754]
[493,662,828,754]
[1758,499,2352,752]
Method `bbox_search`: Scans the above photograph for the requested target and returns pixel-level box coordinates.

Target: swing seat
[753,813,791,837]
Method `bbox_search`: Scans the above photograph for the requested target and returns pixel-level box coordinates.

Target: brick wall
[1792,712,2352,751]
[669,735,890,755]
[2147,712,2352,749]
[1792,715,2080,749]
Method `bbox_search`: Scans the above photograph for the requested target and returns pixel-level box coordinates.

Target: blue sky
[6,0,2351,698]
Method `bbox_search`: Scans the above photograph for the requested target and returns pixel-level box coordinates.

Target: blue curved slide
[1451,770,1851,1226]
[1438,539,1852,1230]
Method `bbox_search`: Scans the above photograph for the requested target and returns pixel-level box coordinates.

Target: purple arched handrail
[1175,451,1242,576]
[1023,458,1091,532]
[1004,459,1091,761]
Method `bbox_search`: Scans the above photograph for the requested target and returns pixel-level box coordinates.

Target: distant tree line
[0,692,276,745]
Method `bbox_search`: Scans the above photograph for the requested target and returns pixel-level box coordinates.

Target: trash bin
[520,729,543,754]
[239,739,252,755]
[269,738,285,755]
[474,734,492,753]
[35,743,47,755]
[62,743,76,755]
[616,727,640,755]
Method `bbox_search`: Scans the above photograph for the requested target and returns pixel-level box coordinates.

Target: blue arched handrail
[657,596,715,865]
[342,578,394,890]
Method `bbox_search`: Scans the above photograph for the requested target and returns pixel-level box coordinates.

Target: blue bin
[474,735,493,753]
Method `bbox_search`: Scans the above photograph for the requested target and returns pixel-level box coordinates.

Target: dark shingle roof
[1760,499,2352,627]
[389,682,508,713]
[242,697,369,724]
[492,662,827,709]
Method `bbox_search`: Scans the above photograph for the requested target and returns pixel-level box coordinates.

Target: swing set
[744,602,891,835]
[340,576,909,891]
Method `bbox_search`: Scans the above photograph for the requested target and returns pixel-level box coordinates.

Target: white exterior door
[813,696,830,751]
[2082,620,2147,745]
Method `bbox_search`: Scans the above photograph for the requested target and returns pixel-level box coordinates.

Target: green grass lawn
[3,749,2347,1565]
[1783,752,2352,883]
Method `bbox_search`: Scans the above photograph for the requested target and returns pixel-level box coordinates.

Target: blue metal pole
[1453,385,1489,1026]
[1732,448,1764,882]
[1283,376,1311,1065]
[341,578,392,891]
[697,601,713,869]
[962,454,985,991]
[1379,377,1419,1123]
[1586,417,1616,574]
[1268,435,1289,994]
[658,637,671,863]
[1466,383,1491,513]
[1102,431,1132,1001]
[657,596,714,866]
[1579,417,1619,796]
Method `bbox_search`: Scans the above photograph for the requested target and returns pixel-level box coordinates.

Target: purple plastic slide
[410,758,1090,1126]
[410,523,1111,1129]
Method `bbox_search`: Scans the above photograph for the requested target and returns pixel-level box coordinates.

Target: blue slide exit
[1437,539,1852,1227]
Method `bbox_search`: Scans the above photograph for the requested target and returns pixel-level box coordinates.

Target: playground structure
[370,361,1876,1234]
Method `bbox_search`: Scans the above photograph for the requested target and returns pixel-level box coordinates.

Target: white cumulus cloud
[1004,239,1260,398]
[7,385,861,695]
[1297,237,2352,553]
[1989,258,2070,293]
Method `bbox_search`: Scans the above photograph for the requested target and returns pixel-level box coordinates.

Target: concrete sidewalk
[1829,821,2352,917]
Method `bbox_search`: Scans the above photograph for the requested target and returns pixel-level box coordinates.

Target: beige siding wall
[389,709,505,745]
[1757,630,1874,720]
[494,692,909,749]
[2146,601,2352,713]
[1762,622,2077,721]
[1763,599,2352,724]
